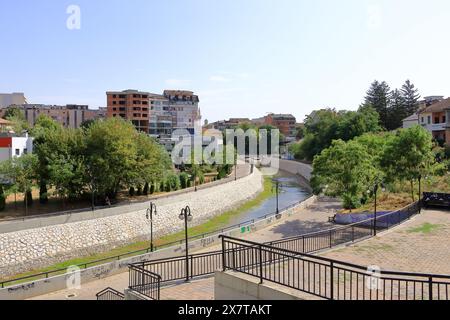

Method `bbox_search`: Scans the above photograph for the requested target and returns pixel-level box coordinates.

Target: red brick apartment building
[106,90,150,133]
[264,113,297,140]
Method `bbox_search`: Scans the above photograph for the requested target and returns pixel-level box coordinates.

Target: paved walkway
[322,209,450,275]
[29,197,337,300]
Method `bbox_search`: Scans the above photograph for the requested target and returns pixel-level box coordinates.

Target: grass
[0,176,274,286]
[407,223,443,234]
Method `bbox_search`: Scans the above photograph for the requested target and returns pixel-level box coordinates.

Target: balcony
[421,123,447,132]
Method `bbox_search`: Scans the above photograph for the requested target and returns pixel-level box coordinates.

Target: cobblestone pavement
[29,197,337,300]
[322,209,450,275]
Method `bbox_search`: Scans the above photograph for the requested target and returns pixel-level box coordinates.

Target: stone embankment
[0,169,263,277]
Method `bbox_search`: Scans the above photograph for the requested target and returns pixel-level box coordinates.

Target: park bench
[422,192,450,210]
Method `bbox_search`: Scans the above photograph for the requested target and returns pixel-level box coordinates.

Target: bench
[422,192,450,210]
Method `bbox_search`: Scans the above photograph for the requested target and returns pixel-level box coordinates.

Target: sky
[1,0,450,123]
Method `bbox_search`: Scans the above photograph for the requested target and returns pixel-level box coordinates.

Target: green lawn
[407,223,443,234]
[0,176,274,286]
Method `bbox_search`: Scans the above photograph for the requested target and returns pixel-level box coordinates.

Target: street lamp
[418,174,422,214]
[369,180,385,236]
[179,206,193,282]
[272,179,282,214]
[146,202,157,252]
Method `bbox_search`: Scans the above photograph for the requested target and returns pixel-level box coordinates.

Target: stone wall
[0,169,263,277]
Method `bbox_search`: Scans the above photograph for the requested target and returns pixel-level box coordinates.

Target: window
[23,149,28,154]
[15,149,20,156]
[435,117,439,124]
[113,101,117,105]
[421,117,424,123]
[444,116,446,123]
[428,116,431,124]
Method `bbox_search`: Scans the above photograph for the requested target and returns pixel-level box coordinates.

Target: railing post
[329,230,332,248]
[259,244,263,284]
[429,276,433,300]
[330,262,334,300]
[221,236,226,272]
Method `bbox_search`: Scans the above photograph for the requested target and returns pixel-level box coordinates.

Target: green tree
[381,126,438,201]
[387,89,408,130]
[311,139,378,210]
[365,80,391,129]
[0,154,38,215]
[401,80,421,116]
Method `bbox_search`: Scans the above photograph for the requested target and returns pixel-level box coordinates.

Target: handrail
[96,287,125,300]
[0,194,313,289]
[220,235,450,300]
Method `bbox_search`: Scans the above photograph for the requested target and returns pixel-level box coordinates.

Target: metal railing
[133,250,223,284]
[96,287,125,301]
[268,201,420,254]
[128,265,161,300]
[220,236,450,300]
[0,195,313,289]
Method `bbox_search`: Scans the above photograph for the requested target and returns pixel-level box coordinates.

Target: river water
[227,170,311,226]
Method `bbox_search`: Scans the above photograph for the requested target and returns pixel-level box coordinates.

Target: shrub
[179,172,190,189]
[143,183,149,195]
[0,185,5,211]
[25,190,33,207]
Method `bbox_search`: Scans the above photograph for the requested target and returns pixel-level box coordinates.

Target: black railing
[96,287,125,300]
[268,201,420,254]
[128,265,161,300]
[0,195,313,289]
[220,236,450,300]
[133,250,223,284]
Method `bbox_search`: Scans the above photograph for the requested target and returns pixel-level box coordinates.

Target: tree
[387,89,408,130]
[365,80,391,129]
[381,126,437,201]
[4,107,30,133]
[311,139,378,210]
[401,80,421,116]
[293,108,381,161]
[84,118,139,199]
[0,154,38,215]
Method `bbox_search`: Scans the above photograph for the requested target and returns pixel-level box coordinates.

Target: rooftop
[420,97,450,113]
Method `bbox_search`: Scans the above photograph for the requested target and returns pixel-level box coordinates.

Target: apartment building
[0,104,105,129]
[106,90,150,133]
[264,113,297,140]
[162,90,201,135]
[0,93,27,108]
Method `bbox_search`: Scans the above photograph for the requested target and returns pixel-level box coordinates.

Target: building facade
[418,97,450,145]
[264,113,297,141]
[0,104,104,129]
[106,90,150,133]
[0,132,34,162]
[0,93,27,108]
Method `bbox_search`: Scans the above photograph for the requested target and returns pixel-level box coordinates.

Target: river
[227,170,311,226]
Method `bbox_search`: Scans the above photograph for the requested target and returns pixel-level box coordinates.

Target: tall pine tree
[365,80,391,130]
[387,89,407,130]
[401,80,421,116]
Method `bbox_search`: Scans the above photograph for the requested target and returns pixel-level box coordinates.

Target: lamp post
[234,156,237,181]
[373,183,379,236]
[418,174,422,214]
[179,206,193,282]
[146,202,157,252]
[272,179,281,214]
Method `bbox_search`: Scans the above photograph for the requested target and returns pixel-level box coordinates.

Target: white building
[0,133,34,162]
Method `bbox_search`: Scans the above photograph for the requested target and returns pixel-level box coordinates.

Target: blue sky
[1,0,450,123]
